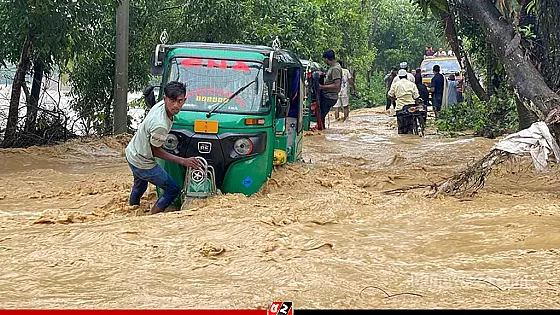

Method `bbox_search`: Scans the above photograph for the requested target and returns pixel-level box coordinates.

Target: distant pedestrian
[392,62,415,85]
[415,73,429,108]
[429,65,446,118]
[447,74,459,107]
[384,67,398,110]
[318,49,342,128]
[425,46,434,57]
[334,60,356,121]
[435,48,447,57]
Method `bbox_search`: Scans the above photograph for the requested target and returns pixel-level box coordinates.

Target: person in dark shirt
[384,67,398,110]
[429,65,445,118]
[415,73,429,109]
[318,49,342,128]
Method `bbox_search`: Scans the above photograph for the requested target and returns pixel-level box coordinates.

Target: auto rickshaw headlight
[164,134,179,151]
[234,138,253,155]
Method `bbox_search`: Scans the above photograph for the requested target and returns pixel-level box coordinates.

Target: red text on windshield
[181,58,251,73]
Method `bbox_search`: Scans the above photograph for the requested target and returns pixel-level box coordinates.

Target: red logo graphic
[180,58,252,73]
[267,302,292,315]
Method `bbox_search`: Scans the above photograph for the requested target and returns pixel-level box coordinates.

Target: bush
[436,88,519,138]
[350,70,388,109]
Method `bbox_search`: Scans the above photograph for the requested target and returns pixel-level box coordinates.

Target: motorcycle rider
[388,69,421,134]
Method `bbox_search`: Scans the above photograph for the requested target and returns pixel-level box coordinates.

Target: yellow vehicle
[420,56,463,99]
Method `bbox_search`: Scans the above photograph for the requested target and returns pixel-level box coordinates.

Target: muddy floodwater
[1,107,559,309]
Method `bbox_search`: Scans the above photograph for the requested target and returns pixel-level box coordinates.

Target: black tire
[412,116,418,135]
[415,116,424,137]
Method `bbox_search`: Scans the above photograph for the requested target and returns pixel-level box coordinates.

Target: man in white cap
[388,69,420,134]
[392,61,415,85]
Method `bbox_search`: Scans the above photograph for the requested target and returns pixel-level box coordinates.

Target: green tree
[370,0,446,74]
[67,0,157,136]
[246,0,374,80]
[2,0,385,144]
[0,0,113,147]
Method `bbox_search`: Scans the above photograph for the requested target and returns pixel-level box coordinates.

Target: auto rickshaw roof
[169,42,302,68]
[300,59,323,71]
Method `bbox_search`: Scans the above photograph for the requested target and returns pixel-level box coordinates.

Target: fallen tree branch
[431,120,560,197]
[429,149,513,197]
[463,278,503,291]
[382,184,434,195]
[384,151,513,198]
[359,285,423,299]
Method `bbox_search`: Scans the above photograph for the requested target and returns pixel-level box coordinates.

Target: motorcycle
[407,104,427,137]
[397,102,427,137]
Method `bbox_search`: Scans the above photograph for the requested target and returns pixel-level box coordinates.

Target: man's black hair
[392,67,399,72]
[322,49,336,61]
[164,81,186,100]
[433,65,441,73]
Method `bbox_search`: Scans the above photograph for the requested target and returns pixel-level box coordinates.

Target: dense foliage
[5,0,558,146]
[2,0,385,143]
[0,0,113,146]
[369,0,447,75]
[436,88,519,138]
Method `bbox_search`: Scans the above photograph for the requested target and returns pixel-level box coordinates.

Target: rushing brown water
[1,107,559,309]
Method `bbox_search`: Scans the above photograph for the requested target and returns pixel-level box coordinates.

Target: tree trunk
[104,96,113,136]
[458,0,560,123]
[535,0,560,92]
[367,9,378,88]
[462,52,487,101]
[24,59,43,135]
[442,8,488,101]
[485,42,494,98]
[516,97,538,130]
[2,36,31,148]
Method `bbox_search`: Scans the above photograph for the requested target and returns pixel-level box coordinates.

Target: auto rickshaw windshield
[166,57,268,114]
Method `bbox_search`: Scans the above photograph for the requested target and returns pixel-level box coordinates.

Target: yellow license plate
[194,120,219,133]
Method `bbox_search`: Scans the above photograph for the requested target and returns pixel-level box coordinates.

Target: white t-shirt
[339,68,353,98]
[125,101,173,169]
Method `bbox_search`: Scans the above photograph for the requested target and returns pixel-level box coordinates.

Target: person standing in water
[333,60,357,122]
[125,81,202,215]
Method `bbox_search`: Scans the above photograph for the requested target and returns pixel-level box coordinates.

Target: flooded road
[1,107,559,309]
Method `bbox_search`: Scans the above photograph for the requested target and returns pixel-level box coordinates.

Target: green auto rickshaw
[143,40,305,206]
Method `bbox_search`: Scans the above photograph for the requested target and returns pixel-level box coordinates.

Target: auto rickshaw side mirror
[143,85,157,108]
[151,45,166,76]
[263,57,279,83]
